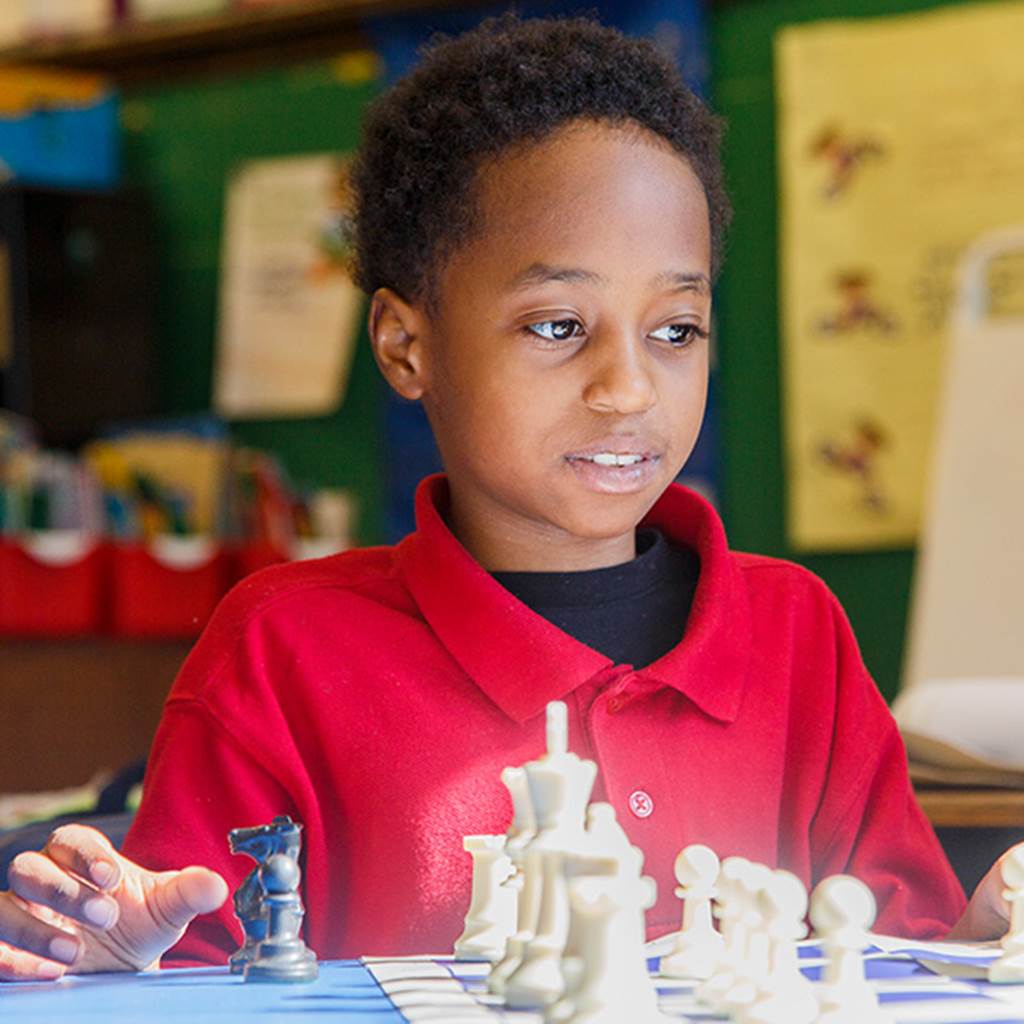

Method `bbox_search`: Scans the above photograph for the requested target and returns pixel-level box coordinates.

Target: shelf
[1,638,191,793]
[915,786,1024,829]
[0,0,478,85]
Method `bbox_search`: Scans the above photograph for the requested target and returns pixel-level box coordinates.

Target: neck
[446,493,637,573]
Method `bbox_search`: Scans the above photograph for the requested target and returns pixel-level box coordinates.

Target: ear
[368,287,430,401]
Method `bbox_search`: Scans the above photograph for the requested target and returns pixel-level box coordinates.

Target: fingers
[0,892,81,971]
[41,824,123,892]
[7,851,118,932]
[150,868,229,935]
[0,941,67,982]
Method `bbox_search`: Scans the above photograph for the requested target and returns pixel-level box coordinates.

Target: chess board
[367,944,1024,1024]
[5,946,1024,1023]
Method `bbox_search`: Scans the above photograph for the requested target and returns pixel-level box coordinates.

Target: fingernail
[83,896,115,929]
[49,936,79,965]
[90,860,116,888]
[35,960,64,979]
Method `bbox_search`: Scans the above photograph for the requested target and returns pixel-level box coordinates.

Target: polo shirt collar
[395,475,750,725]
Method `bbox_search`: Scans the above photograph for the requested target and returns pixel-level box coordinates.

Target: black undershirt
[492,530,700,668]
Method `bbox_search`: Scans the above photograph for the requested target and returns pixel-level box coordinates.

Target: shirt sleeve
[808,590,966,939]
[121,698,300,967]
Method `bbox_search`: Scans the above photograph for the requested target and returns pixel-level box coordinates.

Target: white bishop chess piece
[811,875,892,1024]
[988,845,1024,983]
[740,869,816,1024]
[660,844,724,980]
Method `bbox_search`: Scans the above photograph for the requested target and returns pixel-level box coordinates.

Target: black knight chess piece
[227,815,318,982]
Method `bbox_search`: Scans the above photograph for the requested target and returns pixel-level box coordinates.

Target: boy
[0,15,1011,981]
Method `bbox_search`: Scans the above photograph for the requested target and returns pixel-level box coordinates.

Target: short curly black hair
[350,13,730,305]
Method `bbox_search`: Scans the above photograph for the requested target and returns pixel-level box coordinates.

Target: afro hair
[350,13,730,304]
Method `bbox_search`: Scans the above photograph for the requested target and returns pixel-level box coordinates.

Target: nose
[581,328,657,416]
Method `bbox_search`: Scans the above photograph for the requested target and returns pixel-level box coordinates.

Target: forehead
[459,121,711,276]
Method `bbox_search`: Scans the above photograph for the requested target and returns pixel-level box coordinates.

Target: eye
[650,322,709,348]
[526,318,584,343]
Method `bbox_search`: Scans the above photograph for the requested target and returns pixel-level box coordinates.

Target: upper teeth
[588,453,644,466]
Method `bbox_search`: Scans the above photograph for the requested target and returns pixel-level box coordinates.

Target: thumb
[151,867,229,933]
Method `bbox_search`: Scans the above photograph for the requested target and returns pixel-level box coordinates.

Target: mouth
[564,445,663,494]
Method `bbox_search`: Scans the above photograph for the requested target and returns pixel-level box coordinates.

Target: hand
[1,823,228,981]
[946,841,1022,942]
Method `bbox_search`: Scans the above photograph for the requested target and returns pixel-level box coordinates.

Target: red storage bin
[0,532,106,636]
[110,535,229,638]
[232,539,289,584]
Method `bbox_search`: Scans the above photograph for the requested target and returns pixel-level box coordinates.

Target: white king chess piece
[489,701,595,1002]
[811,875,891,1024]
[454,834,516,961]
[988,845,1024,983]
[503,702,596,1011]
[660,844,725,980]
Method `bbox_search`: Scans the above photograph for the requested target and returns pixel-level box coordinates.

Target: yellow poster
[777,1,1024,550]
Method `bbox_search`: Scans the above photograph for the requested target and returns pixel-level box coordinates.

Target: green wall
[120,59,385,543]
[709,0,992,700]
[119,2,992,697]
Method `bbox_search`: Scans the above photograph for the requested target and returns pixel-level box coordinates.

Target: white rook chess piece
[740,870,816,1024]
[659,844,725,980]
[562,869,670,1024]
[988,846,1024,983]
[811,875,891,1024]
[454,834,516,961]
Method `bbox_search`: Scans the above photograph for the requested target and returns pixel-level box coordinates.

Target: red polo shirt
[122,475,964,965]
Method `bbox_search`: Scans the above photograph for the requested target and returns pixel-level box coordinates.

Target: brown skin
[370,121,712,572]
[0,119,1013,983]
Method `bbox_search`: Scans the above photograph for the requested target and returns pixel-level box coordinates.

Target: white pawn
[811,875,891,1024]
[454,834,516,961]
[740,870,816,1024]
[720,862,774,1014]
[697,856,751,1007]
[988,845,1024,983]
[562,871,670,1024]
[659,844,725,980]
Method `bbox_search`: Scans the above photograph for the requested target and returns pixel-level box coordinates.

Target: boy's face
[373,121,712,571]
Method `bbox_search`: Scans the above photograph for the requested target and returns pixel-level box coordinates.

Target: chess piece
[659,844,725,980]
[811,875,889,1023]
[696,856,751,1007]
[551,806,643,1023]
[454,834,517,961]
[988,846,1024,983]
[561,871,670,1024]
[720,862,773,1014]
[244,851,319,982]
[503,702,596,1010]
[740,870,816,1024]
[227,815,306,975]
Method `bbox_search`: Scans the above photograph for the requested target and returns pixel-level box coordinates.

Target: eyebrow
[507,262,710,294]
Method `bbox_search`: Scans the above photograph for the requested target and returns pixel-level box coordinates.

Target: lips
[564,439,663,494]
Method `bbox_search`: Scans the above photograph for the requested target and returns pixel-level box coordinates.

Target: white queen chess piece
[660,844,725,980]
[811,875,891,1024]
[988,845,1024,983]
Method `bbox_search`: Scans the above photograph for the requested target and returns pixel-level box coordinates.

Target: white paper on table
[213,153,363,419]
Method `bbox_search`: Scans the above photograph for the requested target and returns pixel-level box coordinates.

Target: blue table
[0,960,405,1022]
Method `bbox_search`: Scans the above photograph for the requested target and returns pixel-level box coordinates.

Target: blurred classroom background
[1,0,1022,891]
